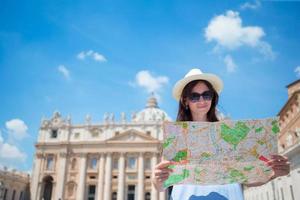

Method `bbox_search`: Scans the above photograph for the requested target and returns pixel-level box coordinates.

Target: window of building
[91,131,99,137]
[128,174,136,180]
[90,158,97,170]
[19,191,23,200]
[112,192,117,200]
[46,155,54,170]
[115,131,120,136]
[127,157,136,169]
[50,129,58,138]
[3,188,7,200]
[113,175,118,179]
[146,131,151,136]
[87,185,96,200]
[113,158,118,169]
[145,158,151,170]
[145,192,151,200]
[127,185,135,200]
[74,132,80,139]
[12,190,16,200]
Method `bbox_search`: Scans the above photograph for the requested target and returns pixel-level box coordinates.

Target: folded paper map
[162,117,279,188]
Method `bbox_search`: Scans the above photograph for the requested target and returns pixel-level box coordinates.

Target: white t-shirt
[170,183,244,200]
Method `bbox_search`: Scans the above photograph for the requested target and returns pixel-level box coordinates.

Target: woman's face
[186,81,212,116]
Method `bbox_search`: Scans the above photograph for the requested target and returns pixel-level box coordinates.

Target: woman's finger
[270,154,288,161]
[156,160,174,169]
[154,169,173,175]
[155,172,171,178]
[269,162,290,167]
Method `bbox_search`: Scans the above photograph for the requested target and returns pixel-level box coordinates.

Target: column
[137,152,144,200]
[31,153,42,200]
[292,168,300,200]
[97,153,105,200]
[55,152,67,200]
[103,153,112,200]
[76,153,87,200]
[117,152,125,200]
[36,183,42,200]
[159,191,166,200]
[151,153,158,200]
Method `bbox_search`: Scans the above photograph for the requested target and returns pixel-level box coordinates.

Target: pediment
[107,129,157,142]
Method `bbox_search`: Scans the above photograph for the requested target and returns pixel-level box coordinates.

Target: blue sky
[0,0,299,172]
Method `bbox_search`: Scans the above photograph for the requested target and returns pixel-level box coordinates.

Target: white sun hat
[172,68,223,101]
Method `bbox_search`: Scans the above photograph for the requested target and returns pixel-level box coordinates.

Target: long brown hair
[176,80,219,122]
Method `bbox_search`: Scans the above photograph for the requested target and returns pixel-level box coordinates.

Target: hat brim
[172,73,223,101]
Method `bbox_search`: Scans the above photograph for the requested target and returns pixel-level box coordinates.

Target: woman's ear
[181,98,189,110]
[180,98,186,107]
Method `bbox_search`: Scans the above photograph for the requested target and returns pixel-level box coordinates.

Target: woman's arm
[243,175,276,187]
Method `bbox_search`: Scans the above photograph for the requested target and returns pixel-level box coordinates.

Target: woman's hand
[267,154,290,179]
[152,160,174,191]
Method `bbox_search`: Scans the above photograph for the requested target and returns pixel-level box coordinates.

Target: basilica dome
[134,95,171,122]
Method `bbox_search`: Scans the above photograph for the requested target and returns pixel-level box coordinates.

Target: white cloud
[93,52,107,62]
[205,10,264,49]
[204,10,275,59]
[77,51,86,60]
[241,0,261,10]
[5,119,28,140]
[294,66,300,77]
[257,41,276,60]
[132,70,169,93]
[0,130,27,163]
[77,50,107,62]
[58,65,71,80]
[224,55,237,72]
[0,143,27,162]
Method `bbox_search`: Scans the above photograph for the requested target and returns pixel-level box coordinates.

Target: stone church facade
[30,96,170,200]
[244,80,300,200]
[0,167,30,200]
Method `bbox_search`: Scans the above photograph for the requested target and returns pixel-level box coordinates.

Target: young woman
[152,68,290,200]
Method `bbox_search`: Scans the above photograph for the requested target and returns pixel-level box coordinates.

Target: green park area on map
[162,117,279,188]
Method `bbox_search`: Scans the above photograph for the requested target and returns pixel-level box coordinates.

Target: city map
[162,117,279,188]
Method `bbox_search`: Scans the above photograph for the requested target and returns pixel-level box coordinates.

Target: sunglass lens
[202,91,213,100]
[190,93,200,102]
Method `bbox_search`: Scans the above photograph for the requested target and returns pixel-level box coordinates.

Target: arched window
[145,192,151,200]
[112,192,117,200]
[50,129,58,138]
[42,176,54,200]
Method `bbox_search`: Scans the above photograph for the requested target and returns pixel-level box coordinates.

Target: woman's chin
[195,108,209,113]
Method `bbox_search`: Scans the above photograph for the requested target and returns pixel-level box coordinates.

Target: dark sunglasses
[188,91,214,102]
